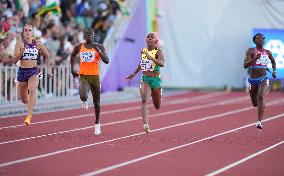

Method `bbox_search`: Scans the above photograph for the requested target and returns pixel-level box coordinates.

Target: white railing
[0,1,139,116]
[0,65,76,103]
[0,65,79,116]
[0,66,18,103]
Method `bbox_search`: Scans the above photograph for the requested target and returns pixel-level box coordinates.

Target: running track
[0,91,283,176]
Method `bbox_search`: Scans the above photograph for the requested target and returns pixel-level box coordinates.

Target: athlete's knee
[141,97,148,104]
[21,98,28,104]
[154,103,160,110]
[258,94,264,102]
[251,97,258,107]
[80,96,88,102]
[28,88,36,96]
[93,100,100,107]
[252,102,258,107]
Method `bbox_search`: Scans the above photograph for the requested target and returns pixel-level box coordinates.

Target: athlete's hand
[47,71,53,78]
[255,53,261,60]
[126,73,136,80]
[142,51,154,61]
[272,71,276,78]
[17,47,25,58]
[71,71,79,78]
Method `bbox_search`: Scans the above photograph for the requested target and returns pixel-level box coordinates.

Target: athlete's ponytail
[154,32,160,48]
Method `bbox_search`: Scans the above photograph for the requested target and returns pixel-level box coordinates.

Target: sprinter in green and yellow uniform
[127,32,165,133]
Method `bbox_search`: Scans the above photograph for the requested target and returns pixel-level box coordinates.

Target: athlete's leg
[18,82,28,104]
[257,79,270,122]
[22,75,39,125]
[27,75,39,117]
[140,81,151,125]
[90,78,100,124]
[79,76,91,110]
[79,80,91,102]
[151,88,162,110]
[89,76,101,134]
[249,83,258,107]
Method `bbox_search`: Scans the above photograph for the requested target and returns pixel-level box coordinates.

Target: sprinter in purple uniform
[12,24,52,125]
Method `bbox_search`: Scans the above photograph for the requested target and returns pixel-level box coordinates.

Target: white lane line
[80,113,284,176]
[206,141,284,176]
[0,98,281,168]
[0,92,226,130]
[0,96,247,145]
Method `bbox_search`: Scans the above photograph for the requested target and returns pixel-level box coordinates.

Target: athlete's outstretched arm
[267,50,277,78]
[126,63,141,80]
[244,48,257,69]
[37,40,52,77]
[96,44,109,64]
[12,41,25,64]
[70,44,81,77]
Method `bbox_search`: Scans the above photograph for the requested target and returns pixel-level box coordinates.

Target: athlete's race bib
[256,54,270,65]
[22,48,39,60]
[80,51,96,62]
[140,59,154,71]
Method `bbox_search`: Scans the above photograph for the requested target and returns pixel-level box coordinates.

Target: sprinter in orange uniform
[70,28,109,135]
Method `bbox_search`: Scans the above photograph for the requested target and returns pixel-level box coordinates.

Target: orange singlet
[79,43,100,75]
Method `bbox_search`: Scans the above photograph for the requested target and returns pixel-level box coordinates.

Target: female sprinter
[12,24,52,125]
[70,28,109,135]
[244,33,276,129]
[127,32,164,133]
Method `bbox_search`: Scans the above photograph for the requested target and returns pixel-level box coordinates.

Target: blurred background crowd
[0,0,130,104]
[0,0,128,67]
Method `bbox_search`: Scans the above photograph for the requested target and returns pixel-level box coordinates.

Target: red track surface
[0,91,283,176]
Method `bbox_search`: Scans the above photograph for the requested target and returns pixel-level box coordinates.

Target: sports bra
[20,39,39,60]
[140,48,160,72]
[249,48,270,69]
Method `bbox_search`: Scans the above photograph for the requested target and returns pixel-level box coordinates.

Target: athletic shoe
[143,124,151,133]
[256,121,263,129]
[82,101,88,110]
[24,116,32,125]
[95,123,101,135]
